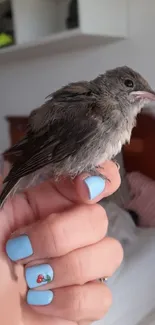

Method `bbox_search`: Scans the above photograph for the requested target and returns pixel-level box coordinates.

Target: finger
[54,160,121,204]
[22,301,76,325]
[78,322,91,325]
[23,160,120,218]
[78,322,90,325]
[26,282,112,322]
[2,160,120,238]
[24,237,123,289]
[6,204,108,263]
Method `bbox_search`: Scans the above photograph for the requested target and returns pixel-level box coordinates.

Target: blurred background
[1,1,155,325]
[0,0,154,152]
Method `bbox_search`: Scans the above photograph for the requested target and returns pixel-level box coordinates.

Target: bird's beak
[131,90,155,101]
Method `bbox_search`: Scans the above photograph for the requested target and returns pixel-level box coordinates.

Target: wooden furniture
[4,116,28,163]
[5,116,28,146]
[122,112,155,180]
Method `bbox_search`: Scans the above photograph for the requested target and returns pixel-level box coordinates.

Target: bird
[1,65,155,207]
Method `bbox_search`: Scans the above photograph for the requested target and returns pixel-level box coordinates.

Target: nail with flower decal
[25,264,54,289]
[37,273,52,284]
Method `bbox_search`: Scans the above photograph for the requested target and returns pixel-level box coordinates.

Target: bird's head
[101,66,155,115]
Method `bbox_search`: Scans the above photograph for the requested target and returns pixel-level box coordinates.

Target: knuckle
[96,203,108,225]
[67,284,112,321]
[71,286,86,317]
[69,252,85,285]
[45,213,74,256]
[106,238,124,275]
[103,286,112,313]
[95,285,113,320]
[88,204,108,239]
[44,214,62,256]
[111,238,124,267]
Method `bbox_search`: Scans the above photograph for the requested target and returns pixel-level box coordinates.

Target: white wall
[0,0,155,151]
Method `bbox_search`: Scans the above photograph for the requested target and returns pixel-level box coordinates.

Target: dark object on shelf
[66,0,79,29]
[0,0,14,48]
[0,33,13,48]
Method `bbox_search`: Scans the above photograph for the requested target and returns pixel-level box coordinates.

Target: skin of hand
[0,160,123,325]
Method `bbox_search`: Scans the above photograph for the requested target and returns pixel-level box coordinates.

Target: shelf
[0,28,125,63]
[0,0,128,63]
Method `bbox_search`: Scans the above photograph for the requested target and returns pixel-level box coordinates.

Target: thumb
[55,160,120,204]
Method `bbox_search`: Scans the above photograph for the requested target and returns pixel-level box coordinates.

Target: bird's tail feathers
[3,136,27,157]
[0,178,21,208]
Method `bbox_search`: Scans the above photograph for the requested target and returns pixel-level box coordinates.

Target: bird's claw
[95,166,111,183]
[111,159,120,170]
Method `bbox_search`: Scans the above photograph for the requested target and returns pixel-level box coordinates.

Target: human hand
[0,161,123,325]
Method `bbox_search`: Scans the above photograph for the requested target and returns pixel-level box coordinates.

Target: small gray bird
[1,65,155,207]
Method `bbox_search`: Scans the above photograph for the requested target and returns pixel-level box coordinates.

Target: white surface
[0,0,155,151]
[2,0,128,57]
[56,0,70,33]
[0,29,124,62]
[138,309,155,325]
[12,0,57,44]
[93,201,155,325]
[79,0,128,37]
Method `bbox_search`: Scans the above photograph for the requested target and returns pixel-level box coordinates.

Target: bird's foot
[84,166,111,183]
[111,159,120,170]
[95,166,111,183]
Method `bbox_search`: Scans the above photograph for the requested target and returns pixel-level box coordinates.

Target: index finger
[2,160,120,238]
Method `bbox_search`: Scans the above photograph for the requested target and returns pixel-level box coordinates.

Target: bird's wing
[4,81,98,156]
[49,81,97,100]
[4,81,101,183]
[3,116,98,183]
[28,80,100,134]
[3,136,28,157]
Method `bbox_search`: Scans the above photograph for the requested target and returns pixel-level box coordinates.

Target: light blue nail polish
[25,264,54,288]
[6,235,33,261]
[27,290,53,306]
[84,176,105,200]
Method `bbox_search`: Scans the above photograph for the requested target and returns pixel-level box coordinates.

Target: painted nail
[27,290,53,306]
[84,176,105,200]
[25,264,54,289]
[6,235,33,261]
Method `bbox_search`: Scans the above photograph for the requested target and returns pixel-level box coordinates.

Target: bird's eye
[124,79,134,88]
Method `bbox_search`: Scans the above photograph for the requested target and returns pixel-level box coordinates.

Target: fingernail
[84,176,105,200]
[6,235,33,261]
[25,264,54,288]
[27,290,53,306]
